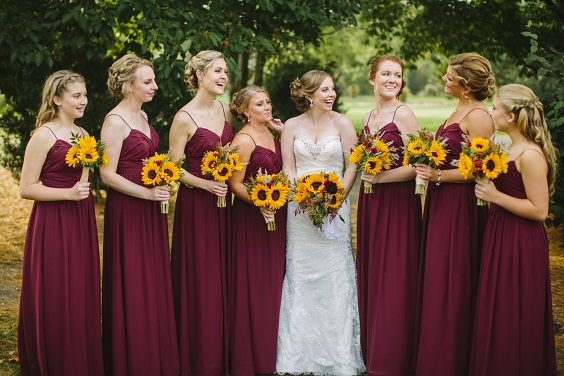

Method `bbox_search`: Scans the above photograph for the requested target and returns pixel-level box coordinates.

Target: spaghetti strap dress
[468,159,557,376]
[356,107,422,376]
[101,115,180,376]
[229,135,286,375]
[414,110,489,376]
[171,106,233,376]
[18,127,104,375]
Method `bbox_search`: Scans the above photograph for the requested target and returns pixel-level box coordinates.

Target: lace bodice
[294,134,344,178]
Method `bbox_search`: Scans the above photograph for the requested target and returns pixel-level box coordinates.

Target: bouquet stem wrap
[415,176,427,196]
[363,181,373,194]
[217,195,227,208]
[80,166,90,183]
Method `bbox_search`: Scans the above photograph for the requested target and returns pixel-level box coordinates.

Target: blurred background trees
[1,0,562,224]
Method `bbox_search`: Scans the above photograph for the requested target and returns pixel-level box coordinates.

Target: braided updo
[230,85,268,124]
[184,50,224,90]
[449,52,496,101]
[289,70,331,113]
[107,54,153,98]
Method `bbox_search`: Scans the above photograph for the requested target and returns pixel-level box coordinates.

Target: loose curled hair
[107,54,153,98]
[496,84,558,197]
[289,70,331,113]
[449,52,496,101]
[35,70,86,132]
[184,50,224,90]
[368,55,407,99]
[230,85,268,124]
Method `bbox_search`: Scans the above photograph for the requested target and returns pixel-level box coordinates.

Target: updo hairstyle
[289,70,331,113]
[449,52,496,101]
[183,50,224,90]
[368,55,407,99]
[107,54,153,98]
[230,85,268,124]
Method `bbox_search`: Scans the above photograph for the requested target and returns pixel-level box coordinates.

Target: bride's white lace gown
[276,134,365,375]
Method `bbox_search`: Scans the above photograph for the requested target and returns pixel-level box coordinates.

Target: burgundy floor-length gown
[414,120,488,376]
[18,136,104,375]
[468,161,556,376]
[356,109,422,376]
[102,120,180,376]
[229,137,286,375]
[171,110,233,376]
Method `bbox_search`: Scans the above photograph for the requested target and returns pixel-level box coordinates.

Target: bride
[277,70,365,375]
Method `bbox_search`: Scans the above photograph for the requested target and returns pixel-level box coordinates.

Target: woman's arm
[227,133,255,204]
[19,127,91,201]
[336,114,358,196]
[475,149,549,221]
[100,115,168,201]
[281,118,298,184]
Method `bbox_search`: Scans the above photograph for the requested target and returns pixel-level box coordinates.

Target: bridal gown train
[276,134,365,376]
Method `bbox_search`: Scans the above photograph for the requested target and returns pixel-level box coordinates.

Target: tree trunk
[254,49,266,87]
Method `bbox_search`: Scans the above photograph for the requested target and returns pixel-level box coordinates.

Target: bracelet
[436,169,442,186]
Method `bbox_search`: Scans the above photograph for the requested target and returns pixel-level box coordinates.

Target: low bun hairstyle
[107,54,153,98]
[184,50,224,90]
[290,70,331,113]
[449,52,496,101]
[230,85,268,124]
[368,55,407,99]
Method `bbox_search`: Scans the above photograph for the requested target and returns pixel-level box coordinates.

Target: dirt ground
[1,165,563,375]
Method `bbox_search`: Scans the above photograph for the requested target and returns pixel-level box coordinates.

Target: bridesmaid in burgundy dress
[469,84,557,375]
[227,86,286,375]
[100,54,180,375]
[18,70,103,375]
[355,55,421,376]
[169,50,232,376]
[413,52,496,376]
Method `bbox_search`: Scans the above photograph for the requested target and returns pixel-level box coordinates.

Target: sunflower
[458,154,475,179]
[141,162,162,186]
[229,153,244,171]
[250,183,270,207]
[425,140,447,166]
[374,139,389,153]
[160,160,180,184]
[201,152,219,175]
[364,156,384,174]
[292,183,309,203]
[349,144,366,164]
[326,172,343,190]
[305,173,325,194]
[402,152,410,167]
[78,147,100,164]
[212,162,232,181]
[268,184,290,209]
[471,137,490,153]
[500,152,509,173]
[482,152,504,179]
[326,192,344,208]
[407,139,426,155]
[77,135,97,150]
[65,146,81,168]
[101,153,109,168]
[148,153,167,165]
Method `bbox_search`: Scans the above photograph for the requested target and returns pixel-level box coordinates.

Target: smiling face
[54,82,88,119]
[130,65,158,103]
[370,59,403,100]
[442,65,465,98]
[199,58,228,96]
[245,91,272,124]
[311,76,336,111]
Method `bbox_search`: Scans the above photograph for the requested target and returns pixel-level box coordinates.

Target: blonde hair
[449,52,496,101]
[230,85,269,124]
[496,84,558,197]
[107,54,153,98]
[35,70,86,131]
[289,70,331,112]
[184,50,225,90]
[368,55,407,99]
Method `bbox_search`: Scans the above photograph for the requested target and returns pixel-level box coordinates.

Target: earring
[308,99,313,109]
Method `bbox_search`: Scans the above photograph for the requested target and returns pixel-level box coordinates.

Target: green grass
[341,94,457,132]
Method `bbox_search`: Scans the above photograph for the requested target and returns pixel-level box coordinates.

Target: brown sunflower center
[258,190,268,200]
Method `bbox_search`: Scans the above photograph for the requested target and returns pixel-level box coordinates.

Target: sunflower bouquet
[455,136,508,206]
[292,171,345,231]
[402,129,448,195]
[141,152,183,213]
[349,130,399,194]
[201,142,244,207]
[65,133,109,182]
[245,169,291,231]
